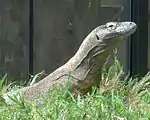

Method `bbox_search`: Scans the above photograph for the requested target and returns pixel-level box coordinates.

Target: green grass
[0,59,150,120]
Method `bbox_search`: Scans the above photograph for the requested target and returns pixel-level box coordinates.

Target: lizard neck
[66,37,120,85]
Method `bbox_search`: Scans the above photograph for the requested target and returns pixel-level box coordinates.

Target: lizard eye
[106,22,116,28]
[96,34,100,40]
[107,24,114,27]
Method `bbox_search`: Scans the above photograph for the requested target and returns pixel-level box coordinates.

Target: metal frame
[130,0,148,76]
[29,0,34,76]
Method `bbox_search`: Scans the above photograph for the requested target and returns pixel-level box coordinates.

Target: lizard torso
[4,22,137,101]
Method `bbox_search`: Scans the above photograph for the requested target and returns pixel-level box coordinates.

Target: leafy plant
[0,57,149,119]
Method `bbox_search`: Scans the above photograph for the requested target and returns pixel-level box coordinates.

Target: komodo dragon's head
[71,22,137,90]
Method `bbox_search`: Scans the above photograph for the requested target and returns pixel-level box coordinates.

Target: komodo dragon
[3,21,137,103]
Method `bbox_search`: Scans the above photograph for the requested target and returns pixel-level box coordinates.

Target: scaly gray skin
[3,22,137,102]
